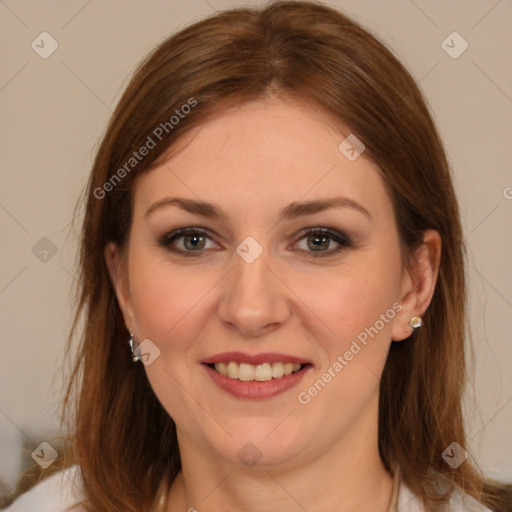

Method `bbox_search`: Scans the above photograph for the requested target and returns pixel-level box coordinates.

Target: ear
[391,229,442,342]
[104,242,136,331]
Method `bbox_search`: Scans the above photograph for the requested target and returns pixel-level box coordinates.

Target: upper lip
[202,351,312,366]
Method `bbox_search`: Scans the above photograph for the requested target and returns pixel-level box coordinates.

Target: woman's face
[110,97,422,470]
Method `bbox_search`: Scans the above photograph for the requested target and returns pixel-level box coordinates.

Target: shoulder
[398,479,494,512]
[4,465,86,512]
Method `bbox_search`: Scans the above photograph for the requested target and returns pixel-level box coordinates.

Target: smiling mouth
[206,361,307,382]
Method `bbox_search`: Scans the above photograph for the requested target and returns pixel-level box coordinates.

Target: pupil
[309,235,328,251]
[185,234,204,250]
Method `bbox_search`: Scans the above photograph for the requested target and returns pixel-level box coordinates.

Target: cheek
[129,244,205,348]
[129,260,211,348]
[292,254,402,432]
[302,252,402,362]
[127,252,214,420]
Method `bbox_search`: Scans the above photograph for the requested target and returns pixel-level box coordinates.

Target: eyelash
[156,227,352,258]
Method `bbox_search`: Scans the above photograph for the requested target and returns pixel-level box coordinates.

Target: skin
[105,97,441,512]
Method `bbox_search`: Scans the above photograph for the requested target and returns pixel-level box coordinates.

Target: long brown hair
[55,1,511,511]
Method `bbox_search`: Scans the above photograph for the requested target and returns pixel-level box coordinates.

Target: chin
[209,423,310,469]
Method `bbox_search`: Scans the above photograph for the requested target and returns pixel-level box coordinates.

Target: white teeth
[272,362,284,378]
[239,363,255,381]
[213,361,304,381]
[255,363,273,381]
[227,361,238,379]
[283,362,294,375]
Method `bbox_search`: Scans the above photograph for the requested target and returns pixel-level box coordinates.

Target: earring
[409,316,422,330]
[128,329,141,363]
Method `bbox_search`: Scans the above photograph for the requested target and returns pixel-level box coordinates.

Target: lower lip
[203,364,311,399]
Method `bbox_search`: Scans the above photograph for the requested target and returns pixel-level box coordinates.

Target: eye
[157,228,218,256]
[157,226,352,258]
[293,228,352,257]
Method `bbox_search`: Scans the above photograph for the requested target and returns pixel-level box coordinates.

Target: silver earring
[409,316,422,330]
[128,329,141,363]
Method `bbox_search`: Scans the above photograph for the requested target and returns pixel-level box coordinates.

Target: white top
[4,465,493,512]
[4,466,85,512]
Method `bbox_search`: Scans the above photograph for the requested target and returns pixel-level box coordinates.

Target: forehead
[133,98,392,222]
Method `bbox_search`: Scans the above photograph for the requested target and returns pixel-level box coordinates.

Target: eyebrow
[144,196,372,221]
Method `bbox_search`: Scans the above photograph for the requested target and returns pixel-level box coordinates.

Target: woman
[5,1,511,511]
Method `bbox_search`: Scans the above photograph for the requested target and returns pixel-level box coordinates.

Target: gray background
[1,0,511,497]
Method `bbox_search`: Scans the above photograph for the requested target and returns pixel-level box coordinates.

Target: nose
[218,245,291,338]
